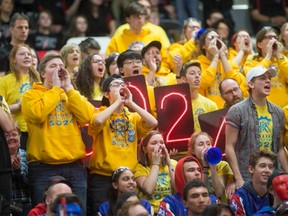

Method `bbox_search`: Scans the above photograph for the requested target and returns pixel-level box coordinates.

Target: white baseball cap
[246,66,276,83]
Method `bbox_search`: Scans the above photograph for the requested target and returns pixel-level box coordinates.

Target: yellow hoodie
[22,83,95,164]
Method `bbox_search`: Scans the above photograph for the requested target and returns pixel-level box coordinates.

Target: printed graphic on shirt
[147,172,172,201]
[48,100,74,126]
[110,118,135,148]
[129,41,145,51]
[258,116,272,150]
[19,82,31,94]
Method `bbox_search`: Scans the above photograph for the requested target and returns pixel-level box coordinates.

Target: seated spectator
[254,171,288,215]
[116,199,149,216]
[6,123,31,215]
[179,61,218,132]
[60,43,81,79]
[27,10,61,51]
[78,0,115,37]
[113,0,171,51]
[78,37,101,59]
[183,179,212,216]
[98,167,153,216]
[62,14,88,45]
[76,53,105,101]
[35,0,82,34]
[188,131,234,199]
[141,41,176,87]
[50,193,82,216]
[0,0,14,47]
[28,176,73,216]
[250,0,288,33]
[201,203,233,216]
[211,19,230,46]
[87,74,157,215]
[219,78,244,108]
[105,52,120,76]
[106,2,169,59]
[229,30,254,70]
[134,130,176,213]
[229,150,277,216]
[158,156,219,216]
[0,12,29,76]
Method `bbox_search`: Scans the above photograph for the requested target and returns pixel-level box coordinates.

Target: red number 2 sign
[155,83,193,152]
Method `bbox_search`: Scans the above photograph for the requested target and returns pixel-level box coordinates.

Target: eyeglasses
[223,87,240,95]
[263,35,278,40]
[123,59,142,66]
[112,167,130,181]
[206,35,222,41]
[91,59,105,64]
[109,82,126,88]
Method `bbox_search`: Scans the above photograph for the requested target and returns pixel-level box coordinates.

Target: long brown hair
[138,130,163,167]
[9,44,40,83]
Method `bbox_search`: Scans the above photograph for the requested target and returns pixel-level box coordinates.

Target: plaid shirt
[11,149,31,203]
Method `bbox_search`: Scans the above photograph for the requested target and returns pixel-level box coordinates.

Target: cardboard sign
[124,75,151,113]
[154,83,193,151]
[198,107,229,153]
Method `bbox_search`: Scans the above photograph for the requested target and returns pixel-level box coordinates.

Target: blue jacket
[253,206,275,216]
[98,199,152,216]
[229,180,273,216]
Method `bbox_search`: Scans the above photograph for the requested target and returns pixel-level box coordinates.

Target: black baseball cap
[141,41,162,57]
[45,175,73,191]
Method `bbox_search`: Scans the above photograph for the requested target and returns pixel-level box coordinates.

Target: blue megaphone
[204,147,222,165]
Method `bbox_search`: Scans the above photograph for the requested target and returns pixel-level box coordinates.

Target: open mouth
[120,89,125,97]
[264,85,270,90]
[73,57,79,61]
[133,69,139,74]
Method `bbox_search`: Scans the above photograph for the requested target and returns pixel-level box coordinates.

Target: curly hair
[75,54,105,100]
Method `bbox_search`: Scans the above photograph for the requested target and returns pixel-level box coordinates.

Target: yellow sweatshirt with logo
[22,83,95,164]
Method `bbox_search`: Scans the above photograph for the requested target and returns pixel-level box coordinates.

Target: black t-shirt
[27,31,62,50]
[250,0,288,17]
[0,127,11,173]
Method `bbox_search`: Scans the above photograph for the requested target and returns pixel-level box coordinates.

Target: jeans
[87,173,111,216]
[28,160,87,214]
[175,0,200,26]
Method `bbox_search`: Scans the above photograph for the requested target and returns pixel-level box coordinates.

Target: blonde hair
[9,44,40,83]
[60,44,81,67]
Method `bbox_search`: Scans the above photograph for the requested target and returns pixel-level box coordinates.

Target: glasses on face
[109,82,126,88]
[223,87,240,95]
[123,59,142,66]
[263,35,278,40]
[206,35,222,41]
[112,167,130,181]
[91,59,105,64]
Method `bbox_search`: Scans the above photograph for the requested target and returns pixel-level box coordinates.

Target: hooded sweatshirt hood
[175,156,202,198]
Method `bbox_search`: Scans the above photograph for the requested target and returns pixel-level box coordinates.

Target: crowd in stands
[1,0,288,216]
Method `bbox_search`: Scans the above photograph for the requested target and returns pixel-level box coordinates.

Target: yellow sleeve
[22,86,63,124]
[66,89,95,126]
